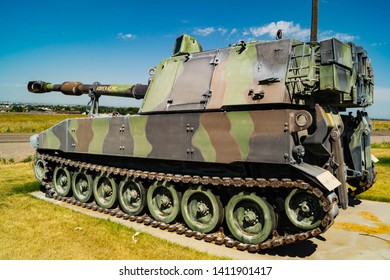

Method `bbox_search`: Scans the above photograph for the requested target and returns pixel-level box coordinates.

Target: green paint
[192,123,216,162]
[129,116,152,157]
[43,129,60,149]
[223,44,257,106]
[141,58,184,112]
[173,34,202,56]
[227,111,254,159]
[349,117,367,150]
[349,116,372,169]
[68,119,79,144]
[89,118,110,153]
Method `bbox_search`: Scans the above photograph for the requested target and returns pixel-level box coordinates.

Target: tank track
[37,153,338,253]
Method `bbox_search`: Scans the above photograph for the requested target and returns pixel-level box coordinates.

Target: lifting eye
[276,29,283,40]
[148,68,155,76]
[290,111,313,132]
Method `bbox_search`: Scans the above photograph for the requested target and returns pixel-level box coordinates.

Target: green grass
[356,146,390,202]
[0,163,227,260]
[372,142,390,149]
[0,113,84,133]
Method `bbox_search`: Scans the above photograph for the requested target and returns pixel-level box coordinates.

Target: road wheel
[147,181,181,223]
[53,166,72,197]
[118,178,146,216]
[285,188,324,230]
[93,174,118,209]
[226,192,275,244]
[181,186,224,233]
[72,170,93,203]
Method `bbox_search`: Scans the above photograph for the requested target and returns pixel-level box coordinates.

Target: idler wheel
[72,170,94,203]
[93,174,118,209]
[225,192,276,244]
[147,181,181,223]
[118,178,146,216]
[284,189,325,230]
[34,158,48,181]
[181,186,224,233]
[53,166,72,197]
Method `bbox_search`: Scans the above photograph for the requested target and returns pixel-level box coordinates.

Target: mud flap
[292,162,341,192]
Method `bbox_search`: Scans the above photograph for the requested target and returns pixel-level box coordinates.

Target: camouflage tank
[27,2,376,251]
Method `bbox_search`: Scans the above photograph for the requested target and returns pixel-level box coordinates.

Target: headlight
[29,134,39,149]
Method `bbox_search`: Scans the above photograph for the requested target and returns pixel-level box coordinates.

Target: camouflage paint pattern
[38,109,307,164]
[349,112,372,172]
[140,37,373,114]
[29,33,375,196]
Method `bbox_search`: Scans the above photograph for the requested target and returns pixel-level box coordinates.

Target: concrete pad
[31,191,390,260]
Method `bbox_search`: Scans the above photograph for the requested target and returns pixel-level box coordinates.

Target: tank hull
[34,108,341,189]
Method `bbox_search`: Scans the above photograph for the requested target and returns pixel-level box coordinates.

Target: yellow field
[372,119,390,131]
[0,113,84,133]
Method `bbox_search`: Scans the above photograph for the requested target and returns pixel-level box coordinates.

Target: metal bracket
[87,82,101,117]
[248,89,265,100]
[200,90,212,104]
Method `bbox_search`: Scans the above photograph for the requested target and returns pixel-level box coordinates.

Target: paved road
[0,133,34,143]
[0,133,35,161]
[32,192,390,260]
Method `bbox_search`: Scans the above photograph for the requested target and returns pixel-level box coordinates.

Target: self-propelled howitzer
[27,27,376,251]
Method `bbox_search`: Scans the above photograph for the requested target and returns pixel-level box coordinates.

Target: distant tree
[10,106,23,112]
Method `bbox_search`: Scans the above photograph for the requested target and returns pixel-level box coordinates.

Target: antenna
[310,0,318,43]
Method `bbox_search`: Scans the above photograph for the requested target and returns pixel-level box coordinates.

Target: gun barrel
[310,0,318,42]
[27,81,148,99]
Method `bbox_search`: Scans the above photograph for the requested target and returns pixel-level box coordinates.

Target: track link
[37,153,338,253]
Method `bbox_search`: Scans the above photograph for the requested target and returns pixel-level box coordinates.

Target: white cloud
[371,42,387,47]
[117,33,136,40]
[229,28,238,36]
[319,31,358,42]
[248,21,310,40]
[218,28,228,36]
[334,33,358,42]
[193,27,215,36]
[190,21,358,43]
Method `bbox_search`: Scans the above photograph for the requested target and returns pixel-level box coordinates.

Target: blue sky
[0,0,389,118]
